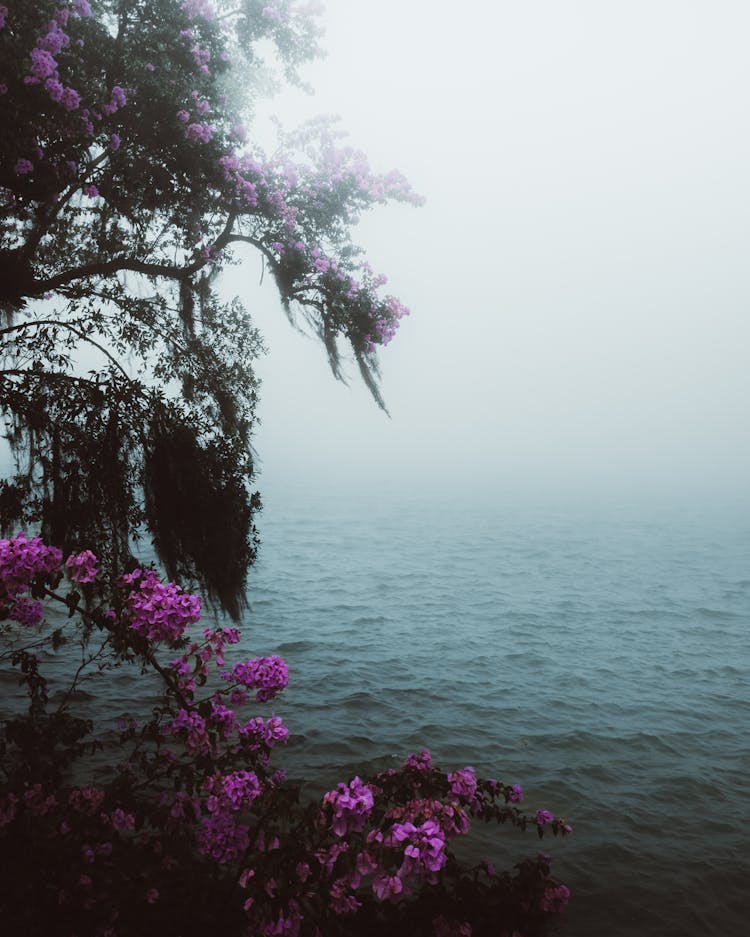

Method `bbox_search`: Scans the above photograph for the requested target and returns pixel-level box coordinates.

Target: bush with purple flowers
[0,531,572,936]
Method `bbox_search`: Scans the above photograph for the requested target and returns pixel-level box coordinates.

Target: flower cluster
[0,531,63,595]
[0,531,63,626]
[542,882,571,912]
[403,749,433,771]
[222,655,289,702]
[122,569,201,643]
[447,766,478,801]
[322,776,375,836]
[22,4,91,111]
[238,714,289,757]
[204,770,262,812]
[384,798,470,839]
[1,547,573,932]
[65,549,98,584]
[388,819,448,879]
[166,708,211,755]
[197,810,250,864]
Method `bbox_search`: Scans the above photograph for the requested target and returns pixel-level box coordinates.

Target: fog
[222,0,750,511]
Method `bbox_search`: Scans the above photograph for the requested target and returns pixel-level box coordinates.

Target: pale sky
[222,0,750,510]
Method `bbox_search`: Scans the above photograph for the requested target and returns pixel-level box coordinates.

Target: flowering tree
[0,6,575,933]
[0,531,572,936]
[0,0,420,614]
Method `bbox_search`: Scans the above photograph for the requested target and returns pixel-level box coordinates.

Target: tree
[0,0,421,616]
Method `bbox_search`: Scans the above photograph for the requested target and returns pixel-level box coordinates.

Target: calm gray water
[241,490,750,937]
[3,490,749,935]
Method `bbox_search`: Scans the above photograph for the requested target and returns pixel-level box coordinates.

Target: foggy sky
[222,0,750,510]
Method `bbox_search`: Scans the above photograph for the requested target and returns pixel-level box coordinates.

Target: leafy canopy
[0,0,421,615]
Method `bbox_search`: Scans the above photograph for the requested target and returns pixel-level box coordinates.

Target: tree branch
[0,319,132,382]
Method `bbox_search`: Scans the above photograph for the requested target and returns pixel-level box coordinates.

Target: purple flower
[0,531,62,593]
[510,784,523,803]
[82,184,98,198]
[190,44,211,72]
[186,122,213,143]
[37,23,70,56]
[390,819,447,876]
[204,770,262,812]
[60,87,81,111]
[197,811,250,864]
[447,766,477,800]
[403,750,432,771]
[72,0,92,17]
[109,133,120,151]
[110,85,127,108]
[110,808,135,831]
[372,873,404,901]
[29,48,57,81]
[65,549,98,583]
[9,596,44,627]
[14,159,34,175]
[322,777,375,836]
[145,63,155,72]
[542,883,571,912]
[0,6,7,30]
[536,809,555,827]
[177,109,190,123]
[222,655,288,701]
[125,570,201,643]
[167,708,211,755]
[45,78,64,101]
